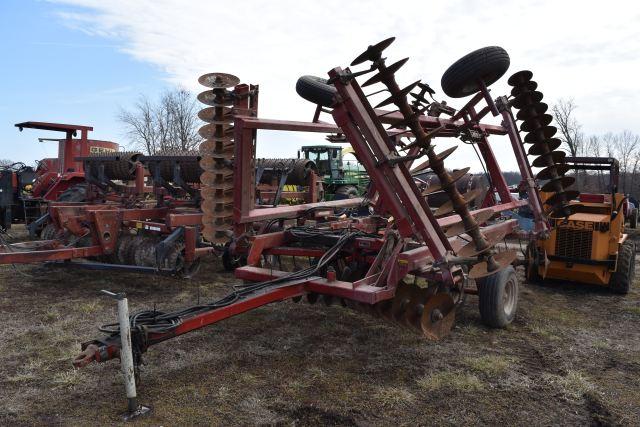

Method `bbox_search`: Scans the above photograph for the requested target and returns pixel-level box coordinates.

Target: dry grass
[0,226,638,425]
[464,354,515,377]
[416,371,484,393]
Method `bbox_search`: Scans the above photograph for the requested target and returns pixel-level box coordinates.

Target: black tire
[525,242,542,284]
[296,75,337,107]
[57,184,87,202]
[609,241,635,294]
[41,223,62,240]
[629,208,638,229]
[222,244,246,271]
[477,265,518,328]
[441,46,510,98]
[334,185,358,200]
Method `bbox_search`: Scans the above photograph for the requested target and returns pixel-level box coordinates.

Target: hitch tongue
[72,344,100,368]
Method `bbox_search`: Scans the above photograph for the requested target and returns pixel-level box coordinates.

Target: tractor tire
[296,75,337,108]
[57,184,87,202]
[477,265,518,328]
[609,241,635,294]
[441,46,510,98]
[40,223,62,240]
[525,242,542,284]
[333,185,358,200]
[629,208,638,229]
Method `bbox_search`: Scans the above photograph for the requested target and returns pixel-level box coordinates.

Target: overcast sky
[2,0,639,172]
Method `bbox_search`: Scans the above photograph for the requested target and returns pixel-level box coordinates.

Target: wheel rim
[503,276,517,316]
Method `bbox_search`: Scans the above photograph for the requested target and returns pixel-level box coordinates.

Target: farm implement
[70,38,582,416]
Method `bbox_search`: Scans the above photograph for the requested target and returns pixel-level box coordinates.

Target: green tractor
[299,145,368,200]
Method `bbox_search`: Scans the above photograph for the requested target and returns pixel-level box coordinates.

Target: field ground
[0,226,639,425]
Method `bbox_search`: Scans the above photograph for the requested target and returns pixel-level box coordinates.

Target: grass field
[1,227,639,425]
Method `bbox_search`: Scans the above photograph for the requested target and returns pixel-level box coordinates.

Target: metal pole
[101,290,151,421]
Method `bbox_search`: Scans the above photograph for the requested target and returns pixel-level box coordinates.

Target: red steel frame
[74,69,547,368]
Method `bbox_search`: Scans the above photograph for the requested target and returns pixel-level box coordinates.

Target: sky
[1,0,639,172]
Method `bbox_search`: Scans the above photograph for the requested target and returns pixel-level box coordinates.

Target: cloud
[49,0,640,170]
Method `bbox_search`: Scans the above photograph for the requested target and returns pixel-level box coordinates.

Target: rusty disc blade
[434,187,484,217]
[468,250,518,280]
[199,138,234,153]
[507,70,533,86]
[444,209,495,237]
[390,281,414,324]
[528,138,561,156]
[422,167,470,196]
[516,102,548,121]
[362,57,409,87]
[411,146,457,174]
[541,175,575,192]
[375,80,421,108]
[351,37,396,65]
[198,106,233,123]
[457,229,507,257]
[544,190,580,207]
[420,293,456,340]
[520,114,553,132]
[531,150,566,168]
[198,72,240,89]
[512,91,544,109]
[198,123,234,139]
[510,80,538,97]
[536,164,570,180]
[197,90,234,106]
[400,285,428,329]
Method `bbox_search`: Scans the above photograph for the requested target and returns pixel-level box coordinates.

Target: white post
[116,296,138,413]
[101,290,151,420]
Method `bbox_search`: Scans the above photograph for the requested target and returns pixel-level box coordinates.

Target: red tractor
[0,122,118,231]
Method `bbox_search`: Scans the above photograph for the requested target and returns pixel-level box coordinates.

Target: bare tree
[611,130,639,194]
[118,88,202,154]
[552,98,584,158]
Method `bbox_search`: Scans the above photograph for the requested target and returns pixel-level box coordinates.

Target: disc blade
[536,164,570,180]
[197,90,233,106]
[468,250,518,279]
[362,57,409,87]
[544,190,580,207]
[198,123,234,139]
[540,175,575,192]
[520,114,553,132]
[434,187,484,217]
[198,106,233,123]
[524,126,558,143]
[420,293,456,340]
[411,146,457,174]
[547,203,583,218]
[351,37,396,66]
[400,285,428,329]
[507,70,533,86]
[510,80,538,97]
[516,102,548,121]
[375,80,421,108]
[528,138,561,156]
[444,209,495,237]
[512,91,543,109]
[198,72,240,88]
[457,229,507,257]
[531,150,566,168]
[390,281,414,324]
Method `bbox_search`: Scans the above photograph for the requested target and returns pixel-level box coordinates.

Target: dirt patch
[0,226,639,425]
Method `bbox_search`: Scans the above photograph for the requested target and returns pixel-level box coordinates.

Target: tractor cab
[300,145,344,180]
